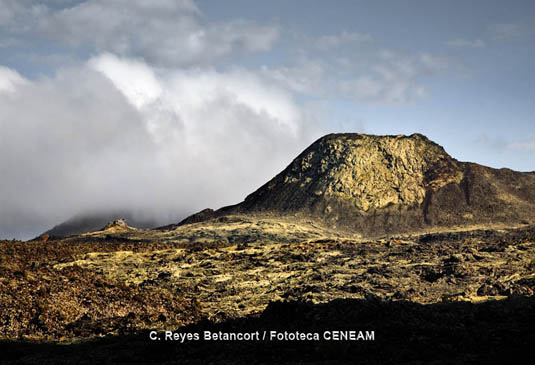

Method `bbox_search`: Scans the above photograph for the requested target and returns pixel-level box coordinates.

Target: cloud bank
[0,55,321,239]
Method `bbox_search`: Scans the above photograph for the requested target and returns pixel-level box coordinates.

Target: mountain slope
[213,133,535,236]
[42,211,158,238]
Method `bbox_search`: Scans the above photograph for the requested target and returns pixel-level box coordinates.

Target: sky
[0,0,534,239]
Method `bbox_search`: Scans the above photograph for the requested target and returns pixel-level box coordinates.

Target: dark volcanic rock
[177,208,216,226]
[3,297,535,364]
[193,133,535,236]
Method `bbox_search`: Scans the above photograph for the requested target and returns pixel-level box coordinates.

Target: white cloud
[0,0,48,33]
[0,65,27,93]
[0,57,322,239]
[212,20,280,53]
[315,31,372,50]
[509,137,535,152]
[488,22,533,40]
[446,38,486,48]
[260,60,325,94]
[0,0,17,25]
[88,53,163,109]
[338,52,448,103]
[33,0,278,66]
[268,46,449,103]
[0,0,279,67]
[260,29,450,104]
[357,52,448,102]
[475,134,507,151]
[477,134,535,153]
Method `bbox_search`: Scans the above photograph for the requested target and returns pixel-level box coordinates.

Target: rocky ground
[2,216,535,363]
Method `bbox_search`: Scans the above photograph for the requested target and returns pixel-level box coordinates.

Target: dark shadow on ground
[2,295,535,364]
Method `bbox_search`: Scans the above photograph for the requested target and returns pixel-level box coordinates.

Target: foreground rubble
[2,216,535,346]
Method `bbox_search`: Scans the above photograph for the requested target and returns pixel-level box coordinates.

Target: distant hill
[184,133,535,236]
[41,211,158,238]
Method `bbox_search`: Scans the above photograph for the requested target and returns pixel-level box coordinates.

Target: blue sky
[198,0,535,170]
[0,0,534,239]
[202,0,532,170]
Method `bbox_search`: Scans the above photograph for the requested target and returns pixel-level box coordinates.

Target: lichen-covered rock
[248,133,459,210]
[228,133,535,236]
